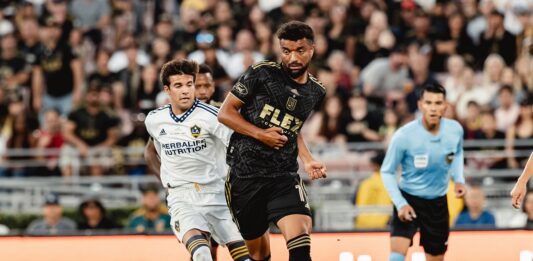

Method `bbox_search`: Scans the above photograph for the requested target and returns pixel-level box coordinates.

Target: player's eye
[283,49,290,54]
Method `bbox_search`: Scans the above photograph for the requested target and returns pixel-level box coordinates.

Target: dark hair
[498,84,514,95]
[198,64,213,75]
[79,198,106,217]
[276,21,315,43]
[160,59,199,87]
[418,83,446,100]
[371,151,386,166]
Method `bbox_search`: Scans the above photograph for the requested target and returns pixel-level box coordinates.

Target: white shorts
[167,186,243,246]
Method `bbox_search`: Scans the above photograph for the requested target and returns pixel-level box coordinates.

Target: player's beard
[282,62,309,79]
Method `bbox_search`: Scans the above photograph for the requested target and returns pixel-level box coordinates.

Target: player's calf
[287,233,311,261]
[227,240,251,261]
[186,234,212,261]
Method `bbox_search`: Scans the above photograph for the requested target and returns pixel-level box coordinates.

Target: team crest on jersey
[446,152,455,164]
[190,125,201,138]
[286,97,297,111]
[174,220,180,233]
[233,82,248,96]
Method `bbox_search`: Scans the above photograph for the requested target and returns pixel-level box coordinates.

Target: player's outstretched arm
[144,138,161,182]
[511,152,533,209]
[297,134,326,180]
[218,93,288,149]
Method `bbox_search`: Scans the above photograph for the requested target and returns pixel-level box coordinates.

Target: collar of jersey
[168,99,199,123]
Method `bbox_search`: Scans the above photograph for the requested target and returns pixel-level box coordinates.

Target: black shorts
[225,170,311,240]
[391,190,449,256]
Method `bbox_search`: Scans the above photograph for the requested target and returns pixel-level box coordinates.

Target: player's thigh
[205,204,244,245]
[226,174,269,241]
[276,214,312,241]
[168,193,211,243]
[267,174,312,226]
[390,206,418,243]
[419,197,449,256]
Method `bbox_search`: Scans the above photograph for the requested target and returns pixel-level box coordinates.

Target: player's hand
[258,127,288,150]
[455,183,467,198]
[398,205,417,222]
[511,181,527,209]
[304,161,327,180]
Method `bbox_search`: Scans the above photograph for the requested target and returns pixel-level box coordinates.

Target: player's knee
[389,252,405,261]
[287,233,311,261]
[192,246,212,261]
[227,240,250,261]
[186,235,212,261]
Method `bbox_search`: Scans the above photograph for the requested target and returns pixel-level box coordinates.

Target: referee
[380,83,467,261]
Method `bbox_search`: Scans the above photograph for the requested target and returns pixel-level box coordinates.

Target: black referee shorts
[391,190,449,256]
[225,170,311,240]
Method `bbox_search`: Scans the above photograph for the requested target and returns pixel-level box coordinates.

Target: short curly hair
[160,59,199,87]
[276,21,314,43]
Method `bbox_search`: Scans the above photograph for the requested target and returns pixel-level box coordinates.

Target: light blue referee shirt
[380,118,465,209]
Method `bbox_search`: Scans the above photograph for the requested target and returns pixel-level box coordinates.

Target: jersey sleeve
[230,66,262,104]
[380,130,408,209]
[144,114,156,140]
[450,126,465,184]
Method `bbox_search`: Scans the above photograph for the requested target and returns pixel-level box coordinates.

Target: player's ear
[163,85,170,94]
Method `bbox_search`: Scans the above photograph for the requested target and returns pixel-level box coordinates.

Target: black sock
[287,234,311,261]
[227,240,250,261]
[185,235,210,256]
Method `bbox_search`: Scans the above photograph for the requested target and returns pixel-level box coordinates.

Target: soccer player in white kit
[144,59,249,261]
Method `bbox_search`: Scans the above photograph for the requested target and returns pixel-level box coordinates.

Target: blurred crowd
[0,0,531,177]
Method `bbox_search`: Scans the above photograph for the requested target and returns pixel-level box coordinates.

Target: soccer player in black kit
[218,21,327,261]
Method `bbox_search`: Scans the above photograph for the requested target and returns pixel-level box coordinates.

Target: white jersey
[145,99,232,190]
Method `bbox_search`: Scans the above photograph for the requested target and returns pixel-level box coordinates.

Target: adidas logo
[159,129,167,136]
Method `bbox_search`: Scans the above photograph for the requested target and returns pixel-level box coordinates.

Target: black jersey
[227,61,326,178]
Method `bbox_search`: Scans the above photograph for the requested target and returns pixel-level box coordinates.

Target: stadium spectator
[61,84,120,176]
[305,95,347,145]
[0,32,31,93]
[127,186,170,233]
[26,193,77,235]
[433,13,476,72]
[470,110,507,170]
[442,55,466,104]
[454,186,496,228]
[35,108,64,176]
[477,10,517,67]
[354,151,391,229]
[31,17,83,116]
[87,49,121,108]
[506,101,533,169]
[360,45,409,102]
[461,101,482,140]
[1,94,39,177]
[405,46,439,113]
[378,109,399,146]
[494,85,520,132]
[77,196,120,231]
[340,93,381,143]
[136,64,160,115]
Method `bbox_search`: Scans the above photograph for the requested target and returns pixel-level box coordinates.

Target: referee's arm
[380,132,408,209]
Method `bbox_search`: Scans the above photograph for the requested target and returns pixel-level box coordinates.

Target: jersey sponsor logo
[286,96,297,111]
[159,128,167,136]
[162,140,207,155]
[190,125,201,139]
[233,82,248,96]
[259,104,303,135]
[414,154,429,168]
[446,152,455,164]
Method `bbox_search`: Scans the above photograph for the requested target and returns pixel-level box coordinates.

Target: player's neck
[421,118,440,135]
[170,103,189,116]
[290,71,309,85]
